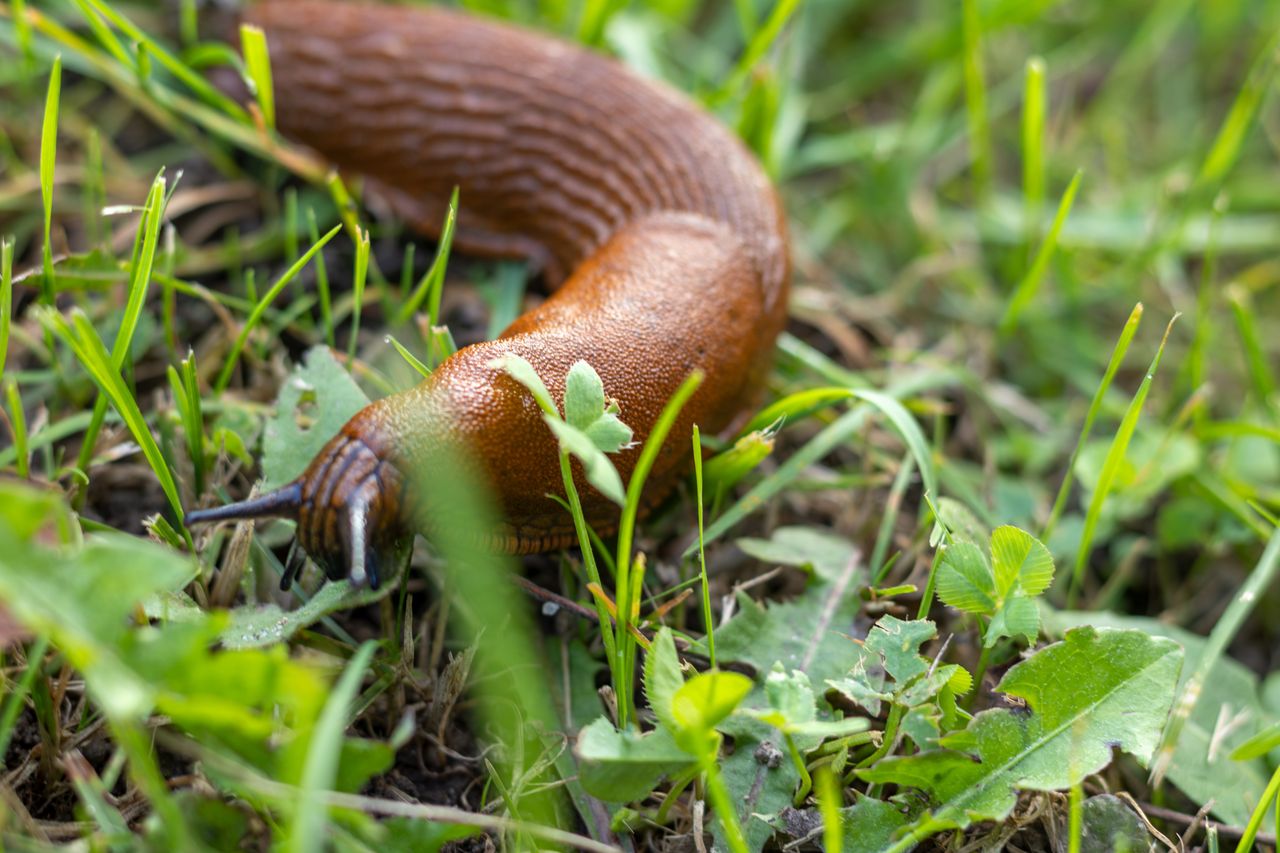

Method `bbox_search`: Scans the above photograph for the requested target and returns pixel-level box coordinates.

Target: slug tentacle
[188,429,408,589]
[184,481,302,526]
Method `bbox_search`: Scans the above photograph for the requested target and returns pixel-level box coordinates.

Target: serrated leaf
[865,615,935,685]
[1045,609,1277,825]
[575,716,695,802]
[860,627,1182,832]
[544,417,626,506]
[825,654,891,717]
[935,542,996,615]
[755,666,816,729]
[989,525,1054,598]
[644,627,683,733]
[262,347,370,489]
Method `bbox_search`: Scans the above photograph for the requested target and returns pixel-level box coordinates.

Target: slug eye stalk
[185,432,409,591]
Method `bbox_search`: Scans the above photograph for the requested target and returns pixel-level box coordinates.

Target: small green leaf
[491,353,556,416]
[671,671,753,741]
[563,360,633,453]
[989,525,1054,598]
[865,616,936,685]
[564,360,606,430]
[576,716,694,802]
[840,797,911,853]
[262,347,370,490]
[736,526,856,585]
[544,417,626,506]
[985,594,1040,648]
[935,542,996,615]
[756,666,817,730]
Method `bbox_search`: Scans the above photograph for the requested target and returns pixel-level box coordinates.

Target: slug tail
[185,482,303,527]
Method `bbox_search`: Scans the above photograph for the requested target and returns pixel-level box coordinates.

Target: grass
[0,0,1278,850]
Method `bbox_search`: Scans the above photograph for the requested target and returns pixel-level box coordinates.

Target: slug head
[185,431,410,590]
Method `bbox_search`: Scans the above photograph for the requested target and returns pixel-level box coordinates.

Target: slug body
[187,0,789,587]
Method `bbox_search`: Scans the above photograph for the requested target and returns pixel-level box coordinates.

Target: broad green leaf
[262,346,370,489]
[840,797,912,853]
[736,525,857,585]
[221,580,396,649]
[1080,794,1152,852]
[575,716,694,802]
[935,541,996,615]
[643,627,683,733]
[1045,609,1277,825]
[378,819,481,850]
[989,525,1054,597]
[864,616,935,685]
[860,628,1182,833]
[697,572,866,852]
[691,578,863,689]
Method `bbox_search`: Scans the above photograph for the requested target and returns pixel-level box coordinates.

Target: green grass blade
[80,0,250,122]
[290,640,379,853]
[348,228,370,361]
[1042,303,1143,541]
[1,237,12,378]
[386,335,432,379]
[40,54,61,304]
[4,379,29,479]
[1197,28,1280,190]
[239,24,275,129]
[961,0,990,201]
[1226,284,1277,416]
[305,207,334,346]
[68,0,135,71]
[113,173,167,368]
[687,370,956,558]
[1022,56,1046,258]
[1153,526,1280,789]
[75,172,169,478]
[1067,314,1179,605]
[871,452,916,584]
[707,0,802,106]
[1002,168,1083,333]
[38,308,187,533]
[615,370,704,727]
[692,425,715,668]
[398,186,459,331]
[1234,762,1280,853]
[0,636,49,771]
[215,224,341,393]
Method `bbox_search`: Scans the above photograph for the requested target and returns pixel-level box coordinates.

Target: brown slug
[184,0,790,589]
